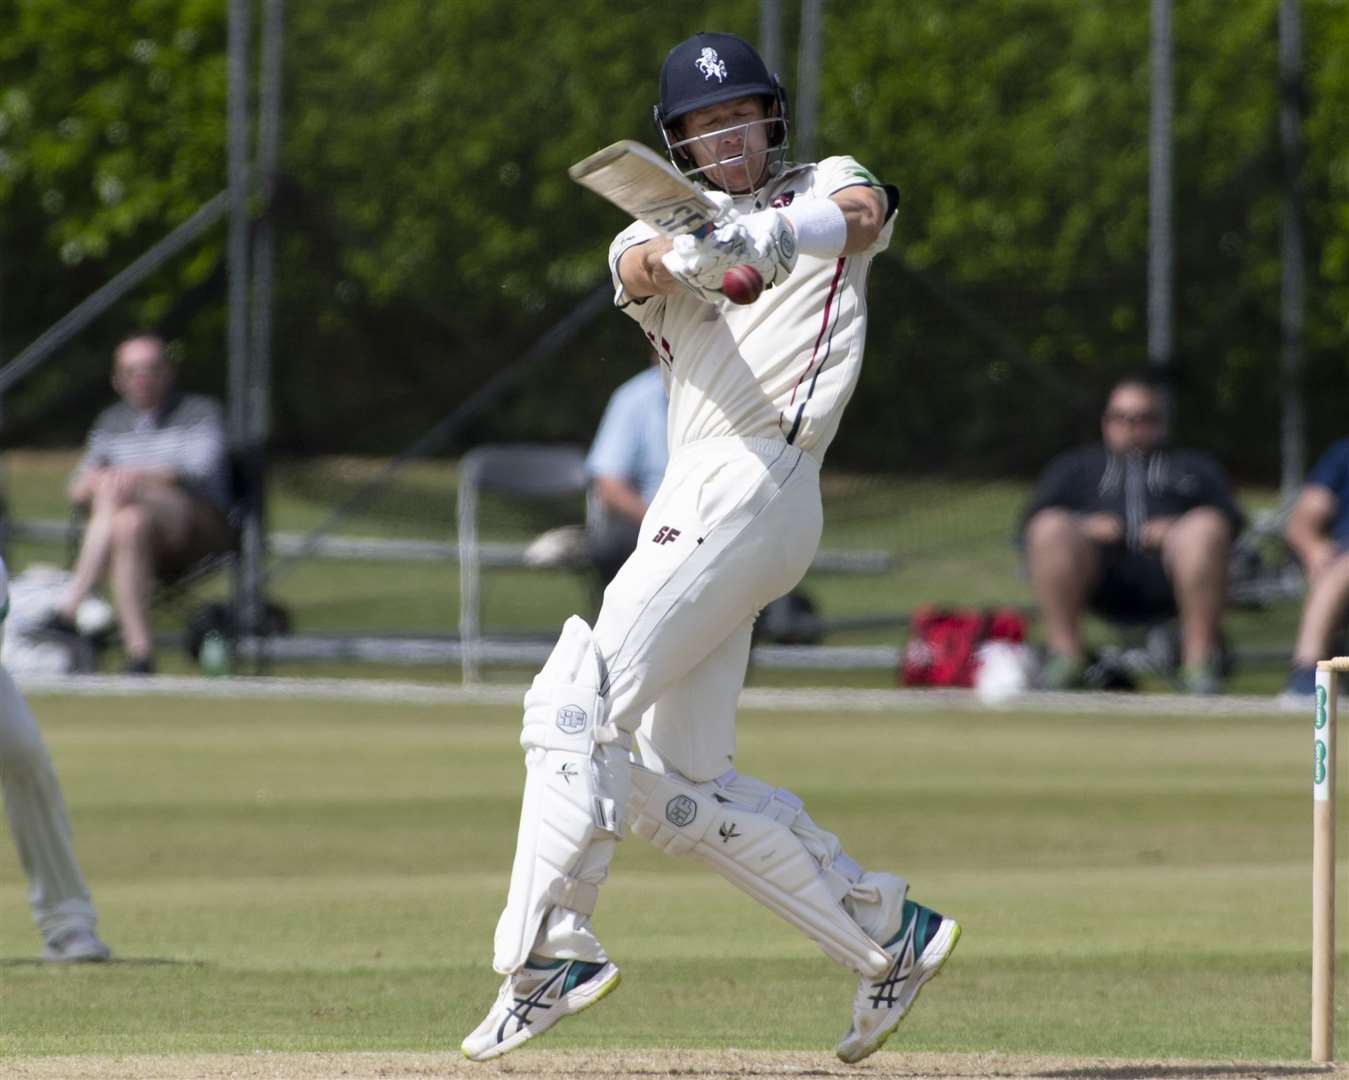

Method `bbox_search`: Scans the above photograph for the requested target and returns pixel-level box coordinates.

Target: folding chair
[456,444,589,682]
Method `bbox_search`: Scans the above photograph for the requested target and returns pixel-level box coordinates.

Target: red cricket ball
[720,264,764,305]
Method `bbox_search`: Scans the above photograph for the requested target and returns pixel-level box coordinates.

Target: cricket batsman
[463,31,957,1063]
[0,556,111,961]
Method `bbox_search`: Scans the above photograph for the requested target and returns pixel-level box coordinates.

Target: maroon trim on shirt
[780,257,847,444]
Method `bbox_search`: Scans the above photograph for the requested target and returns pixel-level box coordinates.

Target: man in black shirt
[1019,375,1244,693]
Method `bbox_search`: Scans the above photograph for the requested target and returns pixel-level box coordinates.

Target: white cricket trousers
[0,668,99,940]
[535,436,824,958]
[596,435,823,779]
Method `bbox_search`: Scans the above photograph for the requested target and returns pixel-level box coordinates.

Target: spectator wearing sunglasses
[1017,374,1244,693]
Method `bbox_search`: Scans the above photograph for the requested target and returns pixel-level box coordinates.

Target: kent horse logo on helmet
[695,48,727,82]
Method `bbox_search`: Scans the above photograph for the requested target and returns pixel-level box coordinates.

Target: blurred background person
[1281,436,1349,699]
[0,557,111,962]
[584,351,669,588]
[1019,373,1244,694]
[46,333,232,675]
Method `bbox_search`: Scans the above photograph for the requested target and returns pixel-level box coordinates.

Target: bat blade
[569,140,762,306]
[568,140,722,238]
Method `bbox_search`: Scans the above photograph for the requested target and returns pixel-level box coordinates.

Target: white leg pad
[713,770,866,902]
[628,764,891,977]
[492,617,630,974]
[716,771,907,945]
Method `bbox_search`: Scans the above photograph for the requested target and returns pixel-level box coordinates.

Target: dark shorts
[151,494,234,579]
[586,517,641,588]
[1089,545,1177,623]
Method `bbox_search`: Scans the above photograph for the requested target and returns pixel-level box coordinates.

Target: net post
[1313,658,1341,1062]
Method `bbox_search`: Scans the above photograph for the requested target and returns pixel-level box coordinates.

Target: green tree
[0,0,227,410]
[1,0,1346,480]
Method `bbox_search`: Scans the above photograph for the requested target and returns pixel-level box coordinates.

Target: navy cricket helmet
[653,31,789,183]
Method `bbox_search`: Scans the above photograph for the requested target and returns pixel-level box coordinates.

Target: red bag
[900,605,1028,688]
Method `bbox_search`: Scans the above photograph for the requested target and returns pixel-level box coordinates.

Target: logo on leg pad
[665,794,698,827]
[556,706,588,734]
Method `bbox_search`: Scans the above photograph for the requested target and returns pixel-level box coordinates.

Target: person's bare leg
[1293,552,1349,667]
[1024,509,1099,660]
[108,505,157,662]
[58,486,122,620]
[107,486,225,664]
[1163,507,1232,668]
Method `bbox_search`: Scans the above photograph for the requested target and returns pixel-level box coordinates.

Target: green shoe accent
[1040,652,1085,690]
[562,959,607,994]
[886,900,943,955]
[884,899,917,949]
[914,904,937,952]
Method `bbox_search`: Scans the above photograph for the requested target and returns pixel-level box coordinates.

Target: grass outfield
[0,688,1335,1070]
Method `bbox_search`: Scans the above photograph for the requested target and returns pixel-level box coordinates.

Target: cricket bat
[568,140,762,303]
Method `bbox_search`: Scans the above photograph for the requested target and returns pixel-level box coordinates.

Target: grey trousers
[0,667,98,941]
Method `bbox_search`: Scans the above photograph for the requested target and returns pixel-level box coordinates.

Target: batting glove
[661,209,798,299]
[735,209,799,286]
[660,237,727,303]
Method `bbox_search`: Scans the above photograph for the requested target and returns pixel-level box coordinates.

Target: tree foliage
[1,0,1345,479]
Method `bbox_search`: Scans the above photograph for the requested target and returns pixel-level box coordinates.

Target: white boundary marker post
[1313,657,1343,1063]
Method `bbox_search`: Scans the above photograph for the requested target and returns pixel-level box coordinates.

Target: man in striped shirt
[50,333,232,675]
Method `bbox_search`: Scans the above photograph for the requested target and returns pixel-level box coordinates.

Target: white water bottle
[199,630,232,677]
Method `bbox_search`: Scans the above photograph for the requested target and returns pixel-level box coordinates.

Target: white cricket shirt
[607,155,894,461]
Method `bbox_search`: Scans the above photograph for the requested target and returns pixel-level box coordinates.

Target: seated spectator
[1018,373,1244,693]
[46,333,232,674]
[584,352,669,587]
[1282,437,1349,698]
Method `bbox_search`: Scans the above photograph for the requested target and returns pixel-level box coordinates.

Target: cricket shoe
[835,899,960,1064]
[460,956,620,1061]
[43,927,111,963]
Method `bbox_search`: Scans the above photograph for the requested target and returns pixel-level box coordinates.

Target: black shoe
[123,656,155,676]
[39,611,81,637]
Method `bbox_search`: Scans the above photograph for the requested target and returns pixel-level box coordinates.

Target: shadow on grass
[0,956,208,968]
[1041,1067,1334,1079]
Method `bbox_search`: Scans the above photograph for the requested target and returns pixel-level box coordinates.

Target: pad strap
[550,876,599,916]
[629,765,890,977]
[712,768,863,901]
